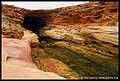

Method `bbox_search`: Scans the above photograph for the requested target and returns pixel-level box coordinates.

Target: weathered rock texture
[1,1,119,79]
[2,1,118,35]
[2,38,65,79]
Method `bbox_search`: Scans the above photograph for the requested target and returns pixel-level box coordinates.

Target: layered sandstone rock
[2,38,65,79]
[80,26,119,45]
[1,1,119,79]
[2,1,118,28]
[42,25,85,45]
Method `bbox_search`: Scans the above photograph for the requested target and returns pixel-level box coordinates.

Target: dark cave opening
[21,14,62,42]
[21,14,48,41]
[21,14,47,35]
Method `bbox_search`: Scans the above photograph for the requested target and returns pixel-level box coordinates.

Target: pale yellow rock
[80,26,118,45]
[22,30,39,43]
[43,28,85,45]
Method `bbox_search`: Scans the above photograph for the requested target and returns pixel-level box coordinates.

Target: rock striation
[2,2,118,25]
[1,1,119,79]
[2,1,118,34]
[2,37,65,79]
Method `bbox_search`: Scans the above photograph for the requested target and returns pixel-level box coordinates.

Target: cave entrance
[21,14,54,42]
[21,14,61,42]
[21,14,47,36]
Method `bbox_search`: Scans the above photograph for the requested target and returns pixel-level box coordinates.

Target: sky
[1,1,89,10]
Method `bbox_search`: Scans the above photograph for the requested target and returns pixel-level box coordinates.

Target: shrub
[2,17,14,24]
[2,7,7,13]
[48,26,56,30]
[44,26,56,30]
[107,22,116,26]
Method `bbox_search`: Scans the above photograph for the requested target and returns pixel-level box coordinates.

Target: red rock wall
[2,1,118,26]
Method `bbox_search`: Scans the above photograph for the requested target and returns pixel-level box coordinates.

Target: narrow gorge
[1,1,119,79]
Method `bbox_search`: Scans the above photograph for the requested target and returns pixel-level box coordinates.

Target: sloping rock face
[2,38,32,62]
[1,1,119,79]
[2,1,118,34]
[47,1,118,25]
[42,25,85,45]
[1,4,28,24]
[31,25,118,79]
[21,1,118,26]
[80,26,119,45]
[2,38,65,79]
